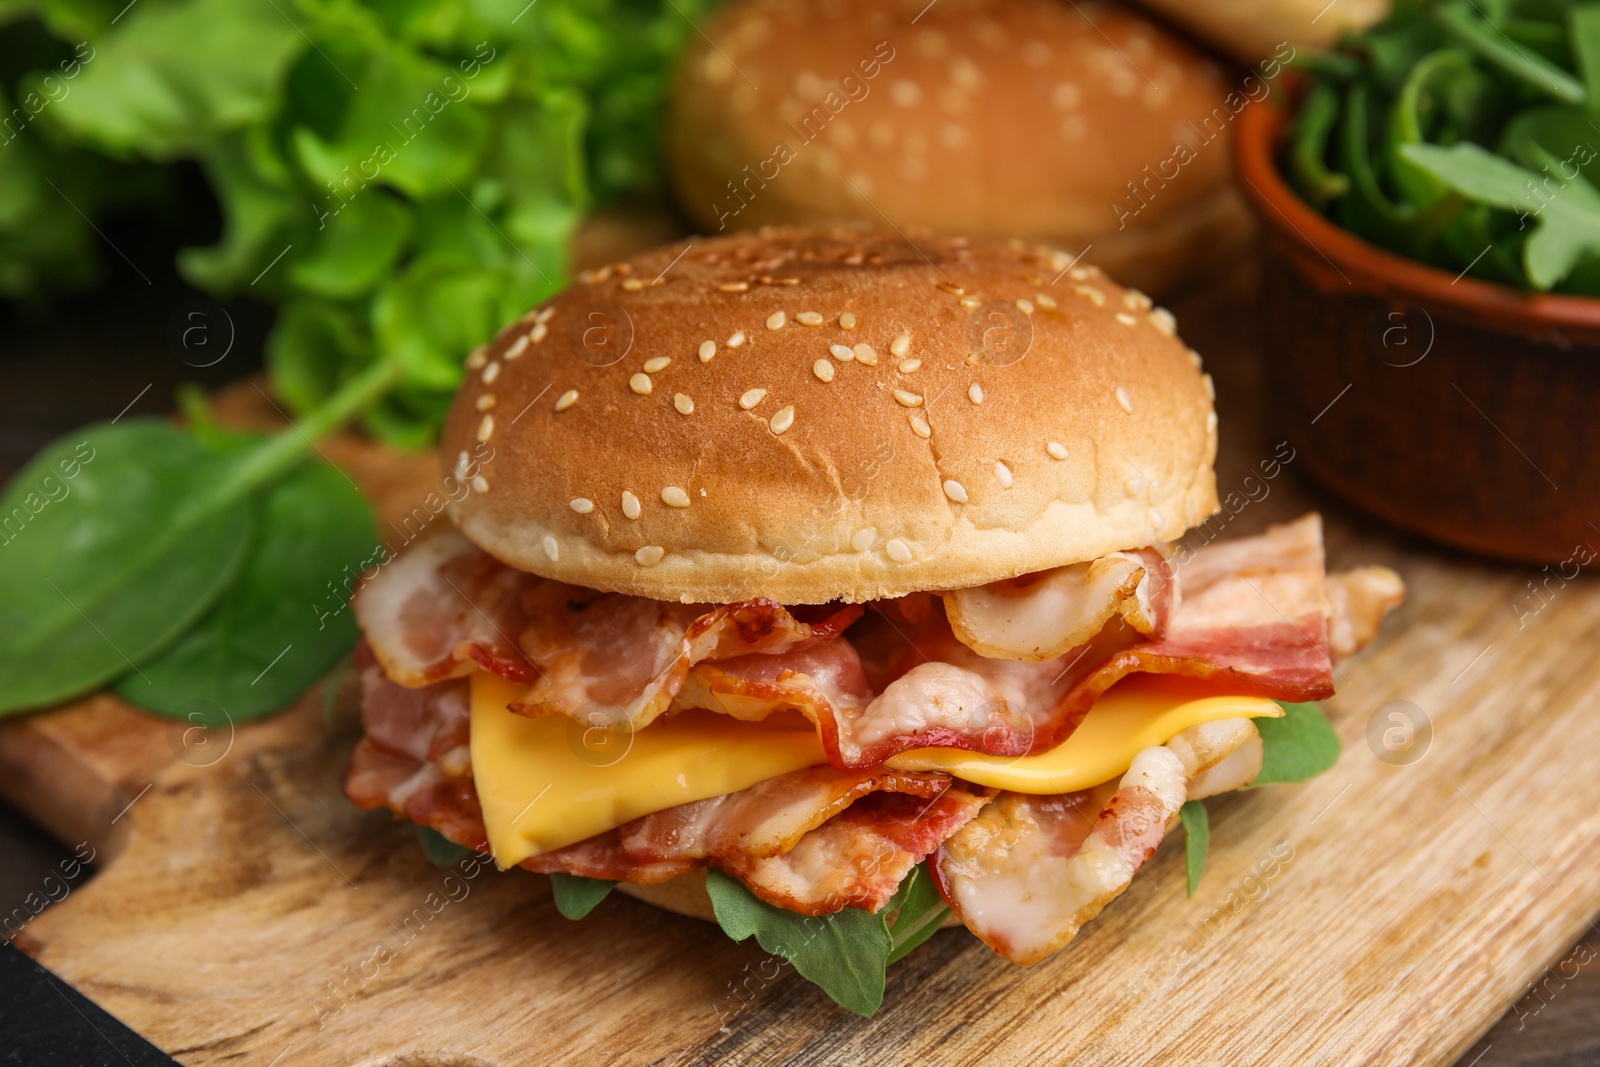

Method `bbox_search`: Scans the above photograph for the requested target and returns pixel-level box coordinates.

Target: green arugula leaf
[1401,140,1600,287]
[1180,800,1209,897]
[1251,702,1342,787]
[418,826,475,867]
[885,864,950,965]
[0,421,253,714]
[113,457,377,720]
[706,869,892,1017]
[1572,5,1600,111]
[1434,1,1586,104]
[549,872,617,919]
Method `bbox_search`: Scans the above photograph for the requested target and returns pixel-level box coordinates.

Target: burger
[345,228,1402,1014]
[665,0,1255,294]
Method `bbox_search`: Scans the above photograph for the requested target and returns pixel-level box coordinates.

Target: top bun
[665,0,1249,294]
[441,228,1218,605]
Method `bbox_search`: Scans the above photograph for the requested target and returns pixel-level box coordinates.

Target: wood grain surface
[6,269,1600,1066]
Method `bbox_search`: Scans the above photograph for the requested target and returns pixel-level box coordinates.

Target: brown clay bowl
[1234,92,1600,565]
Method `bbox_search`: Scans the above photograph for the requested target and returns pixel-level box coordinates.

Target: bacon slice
[935,716,1260,965]
[352,530,538,686]
[1326,565,1406,662]
[941,547,1173,661]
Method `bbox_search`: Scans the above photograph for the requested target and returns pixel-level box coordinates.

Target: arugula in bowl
[1287,0,1600,293]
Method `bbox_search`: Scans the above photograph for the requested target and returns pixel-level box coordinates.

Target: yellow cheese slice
[470,671,825,868]
[884,675,1282,790]
[470,671,1283,869]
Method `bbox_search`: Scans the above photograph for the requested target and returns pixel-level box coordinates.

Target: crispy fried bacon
[935,716,1263,965]
[941,547,1173,661]
[354,515,1401,772]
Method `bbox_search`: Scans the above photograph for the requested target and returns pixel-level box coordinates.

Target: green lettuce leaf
[549,872,617,919]
[1180,800,1209,897]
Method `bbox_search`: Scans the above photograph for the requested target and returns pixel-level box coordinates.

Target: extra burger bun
[442,228,1218,605]
[1133,0,1388,66]
[665,0,1251,294]
[615,871,963,929]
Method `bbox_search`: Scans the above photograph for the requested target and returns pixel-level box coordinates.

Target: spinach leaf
[1251,702,1342,787]
[885,863,950,965]
[418,826,475,868]
[113,457,377,720]
[549,873,618,919]
[1180,800,1209,898]
[0,421,253,714]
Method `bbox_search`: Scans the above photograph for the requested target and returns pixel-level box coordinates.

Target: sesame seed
[570,497,594,513]
[536,307,555,324]
[472,474,490,494]
[1149,507,1166,529]
[766,311,786,330]
[455,450,470,478]
[674,392,694,415]
[958,295,981,308]
[1203,373,1215,400]
[739,388,767,410]
[995,461,1013,488]
[622,491,641,519]
[813,359,835,382]
[851,527,877,552]
[898,358,922,373]
[893,389,923,407]
[1046,441,1069,460]
[476,414,494,442]
[476,394,496,411]
[886,538,913,563]
[1016,299,1034,315]
[769,405,795,434]
[853,344,879,365]
[943,479,968,503]
[1069,267,1090,281]
[555,389,579,412]
[1125,476,1147,493]
[727,331,747,348]
[621,278,644,291]
[635,545,665,566]
[530,322,548,343]
[1115,386,1133,413]
[466,346,489,370]
[1188,348,1203,368]
[830,344,855,361]
[778,276,800,285]
[968,382,984,404]
[1123,289,1153,311]
[939,283,964,296]
[1075,285,1106,307]
[890,333,911,357]
[1206,410,1218,433]
[909,413,931,438]
[1150,307,1177,336]
[662,486,691,508]
[699,340,717,362]
[504,336,530,360]
[797,311,824,326]
[720,281,749,293]
[1035,292,1057,309]
[630,373,653,395]
[838,312,857,329]
[643,356,671,373]
[1115,312,1138,327]
[482,361,501,384]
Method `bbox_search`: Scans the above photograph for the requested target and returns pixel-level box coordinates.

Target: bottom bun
[615,871,963,929]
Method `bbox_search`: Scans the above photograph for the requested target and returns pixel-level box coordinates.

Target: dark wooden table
[0,241,1594,1066]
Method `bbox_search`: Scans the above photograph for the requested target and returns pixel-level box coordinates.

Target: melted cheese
[471,671,825,868]
[884,675,1281,790]
[470,671,1281,869]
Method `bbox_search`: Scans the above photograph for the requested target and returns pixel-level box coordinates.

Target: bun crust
[614,871,963,929]
[441,228,1217,604]
[665,0,1247,293]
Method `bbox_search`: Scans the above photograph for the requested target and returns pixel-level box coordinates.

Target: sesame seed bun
[441,228,1217,605]
[664,0,1252,295]
[613,871,964,929]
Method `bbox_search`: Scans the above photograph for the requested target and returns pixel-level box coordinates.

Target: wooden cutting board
[7,268,1600,1067]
